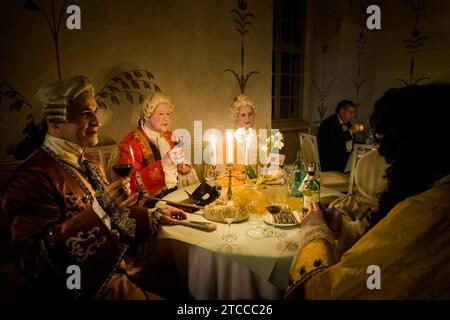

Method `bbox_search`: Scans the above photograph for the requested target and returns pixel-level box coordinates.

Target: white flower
[234,127,257,143]
[271,132,284,149]
[259,131,284,154]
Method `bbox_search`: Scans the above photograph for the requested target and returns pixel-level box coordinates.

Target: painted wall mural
[311,0,340,121]
[21,0,66,80]
[225,0,259,94]
[348,0,374,105]
[0,0,161,159]
[396,0,430,85]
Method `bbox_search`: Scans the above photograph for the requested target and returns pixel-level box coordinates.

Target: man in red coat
[1,76,186,299]
[119,92,196,206]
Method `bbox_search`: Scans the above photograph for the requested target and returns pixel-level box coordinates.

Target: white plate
[263,211,301,227]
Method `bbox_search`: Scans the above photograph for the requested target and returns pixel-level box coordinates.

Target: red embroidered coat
[119,127,174,198]
[1,149,154,299]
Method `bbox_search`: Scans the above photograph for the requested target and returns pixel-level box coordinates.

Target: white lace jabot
[42,134,86,170]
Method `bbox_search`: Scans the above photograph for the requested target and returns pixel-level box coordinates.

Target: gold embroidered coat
[1,149,153,299]
[285,181,450,299]
[120,127,174,198]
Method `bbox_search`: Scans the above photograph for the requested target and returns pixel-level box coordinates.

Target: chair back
[349,145,388,206]
[86,144,115,181]
[298,132,320,171]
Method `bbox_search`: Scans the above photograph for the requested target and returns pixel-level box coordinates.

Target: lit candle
[210,136,217,165]
[244,135,250,165]
[226,130,234,164]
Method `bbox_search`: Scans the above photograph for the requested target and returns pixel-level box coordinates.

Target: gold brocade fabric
[286,181,450,299]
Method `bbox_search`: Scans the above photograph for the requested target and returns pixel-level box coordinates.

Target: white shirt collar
[42,134,85,169]
[142,124,164,141]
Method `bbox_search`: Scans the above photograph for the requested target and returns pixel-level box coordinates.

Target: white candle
[210,136,217,165]
[226,130,234,164]
[244,135,250,165]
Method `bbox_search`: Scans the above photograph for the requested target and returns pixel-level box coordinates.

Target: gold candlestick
[227,164,233,201]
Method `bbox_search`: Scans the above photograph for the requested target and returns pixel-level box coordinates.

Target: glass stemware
[110,144,135,196]
[265,203,282,238]
[221,203,238,243]
[203,164,218,185]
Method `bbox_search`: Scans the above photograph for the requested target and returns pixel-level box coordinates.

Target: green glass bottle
[292,150,306,197]
[245,164,257,179]
[302,162,320,216]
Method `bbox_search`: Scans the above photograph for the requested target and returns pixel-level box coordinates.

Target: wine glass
[203,164,218,185]
[221,203,238,243]
[264,203,282,238]
[110,144,135,195]
[246,199,261,228]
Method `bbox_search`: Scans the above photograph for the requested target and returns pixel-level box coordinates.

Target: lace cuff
[94,190,136,237]
[291,223,336,273]
[147,207,165,235]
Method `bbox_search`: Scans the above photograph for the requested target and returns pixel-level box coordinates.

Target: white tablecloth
[147,184,343,299]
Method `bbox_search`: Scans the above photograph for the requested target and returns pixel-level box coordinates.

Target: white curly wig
[34,75,94,126]
[138,92,174,122]
[229,94,257,122]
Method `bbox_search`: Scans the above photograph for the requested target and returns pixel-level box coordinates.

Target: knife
[179,220,217,231]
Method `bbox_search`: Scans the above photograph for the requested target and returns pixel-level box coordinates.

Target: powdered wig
[229,94,257,122]
[138,92,174,124]
[15,76,94,159]
[34,75,94,127]
[368,83,450,227]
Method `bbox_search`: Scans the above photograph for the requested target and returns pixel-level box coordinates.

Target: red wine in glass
[265,204,282,237]
[111,144,135,179]
[112,164,133,177]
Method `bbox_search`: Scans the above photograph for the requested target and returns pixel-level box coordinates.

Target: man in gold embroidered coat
[1,76,186,299]
[285,83,450,299]
[118,92,196,204]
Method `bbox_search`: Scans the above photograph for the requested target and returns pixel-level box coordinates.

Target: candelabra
[226,164,233,200]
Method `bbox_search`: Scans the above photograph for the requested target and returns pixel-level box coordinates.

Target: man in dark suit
[317,100,363,172]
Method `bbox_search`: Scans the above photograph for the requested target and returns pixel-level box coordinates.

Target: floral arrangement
[260,131,284,153]
[256,130,285,186]
[233,127,257,143]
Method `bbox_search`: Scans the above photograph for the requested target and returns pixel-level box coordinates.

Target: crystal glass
[203,164,218,185]
[110,144,135,179]
[246,199,261,228]
[221,203,238,243]
[110,144,135,198]
[265,203,282,238]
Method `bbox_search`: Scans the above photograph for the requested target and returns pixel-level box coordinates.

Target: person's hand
[177,163,192,174]
[301,201,326,227]
[106,178,139,208]
[159,205,187,225]
[324,206,343,238]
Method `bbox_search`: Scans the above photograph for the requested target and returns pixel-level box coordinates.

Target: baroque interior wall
[280,0,450,164]
[302,0,450,143]
[0,0,272,162]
